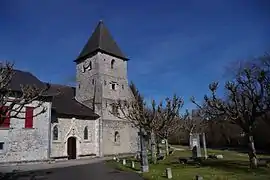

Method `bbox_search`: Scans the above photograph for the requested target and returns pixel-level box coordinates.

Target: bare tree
[224,53,270,126]
[191,58,269,168]
[153,94,184,156]
[0,62,51,125]
[179,109,204,135]
[110,81,153,171]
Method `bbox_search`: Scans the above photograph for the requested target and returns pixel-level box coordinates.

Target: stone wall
[0,101,51,163]
[102,120,139,155]
[75,51,139,156]
[50,116,99,158]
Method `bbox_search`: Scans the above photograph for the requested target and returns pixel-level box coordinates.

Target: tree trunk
[164,139,169,156]
[247,135,258,169]
[139,128,149,172]
[189,133,193,150]
[202,133,208,159]
[156,138,160,157]
[150,130,157,164]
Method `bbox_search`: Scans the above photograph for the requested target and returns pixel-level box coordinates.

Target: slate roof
[49,84,99,119]
[75,20,128,62]
[10,70,46,91]
[10,70,99,119]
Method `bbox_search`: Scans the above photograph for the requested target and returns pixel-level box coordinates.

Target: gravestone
[192,146,198,158]
[166,168,172,179]
[131,161,135,168]
[190,133,201,158]
[123,159,126,165]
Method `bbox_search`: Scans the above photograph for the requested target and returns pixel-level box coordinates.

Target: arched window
[114,131,120,144]
[111,59,115,69]
[53,125,58,141]
[84,126,88,140]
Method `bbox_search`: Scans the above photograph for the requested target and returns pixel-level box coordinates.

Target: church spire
[75,21,128,62]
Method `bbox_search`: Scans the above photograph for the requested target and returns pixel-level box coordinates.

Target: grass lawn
[107,147,270,180]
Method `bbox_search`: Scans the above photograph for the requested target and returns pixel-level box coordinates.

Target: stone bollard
[131,161,135,168]
[216,155,223,159]
[196,175,203,180]
[122,159,126,166]
[166,168,172,179]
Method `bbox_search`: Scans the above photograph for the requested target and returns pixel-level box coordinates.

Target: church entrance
[67,137,77,159]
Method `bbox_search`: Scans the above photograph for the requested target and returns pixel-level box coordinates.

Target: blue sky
[0,0,270,111]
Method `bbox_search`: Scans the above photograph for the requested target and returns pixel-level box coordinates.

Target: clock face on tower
[82,61,92,72]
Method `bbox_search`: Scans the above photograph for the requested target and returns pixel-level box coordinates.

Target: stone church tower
[74,21,138,156]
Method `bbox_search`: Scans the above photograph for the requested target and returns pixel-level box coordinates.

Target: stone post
[131,161,135,168]
[166,168,172,179]
[139,128,149,172]
[196,175,203,180]
[189,133,193,150]
[150,130,157,164]
[165,139,169,156]
[202,133,207,159]
[122,159,126,166]
[196,133,202,157]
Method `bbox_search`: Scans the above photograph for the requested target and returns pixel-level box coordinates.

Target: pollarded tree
[109,81,155,171]
[179,109,205,136]
[253,53,270,126]
[153,94,184,156]
[0,62,51,125]
[191,61,269,168]
[224,53,270,126]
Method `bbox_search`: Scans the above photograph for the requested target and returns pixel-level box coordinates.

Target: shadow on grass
[210,147,270,155]
[185,159,270,175]
[0,170,52,180]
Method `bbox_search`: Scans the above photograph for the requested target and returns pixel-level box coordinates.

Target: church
[0,21,139,163]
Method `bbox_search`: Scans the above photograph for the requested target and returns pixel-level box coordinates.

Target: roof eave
[74,49,129,63]
[56,112,100,120]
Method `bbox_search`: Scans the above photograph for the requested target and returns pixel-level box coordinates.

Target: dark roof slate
[10,70,99,119]
[10,70,46,91]
[75,20,128,61]
[49,84,99,119]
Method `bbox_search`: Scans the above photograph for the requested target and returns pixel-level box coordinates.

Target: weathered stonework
[0,21,139,164]
[50,116,99,158]
[102,120,138,155]
[75,51,139,156]
[0,101,51,163]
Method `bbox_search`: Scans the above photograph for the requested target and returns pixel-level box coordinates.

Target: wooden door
[67,137,76,159]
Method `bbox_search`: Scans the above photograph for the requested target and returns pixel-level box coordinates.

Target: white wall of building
[0,100,51,163]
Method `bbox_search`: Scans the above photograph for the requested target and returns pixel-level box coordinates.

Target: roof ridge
[49,83,75,88]
[98,21,102,49]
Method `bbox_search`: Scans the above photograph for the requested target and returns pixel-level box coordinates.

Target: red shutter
[0,106,10,128]
[25,107,34,128]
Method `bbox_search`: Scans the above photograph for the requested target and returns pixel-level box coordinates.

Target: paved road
[0,161,143,180]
